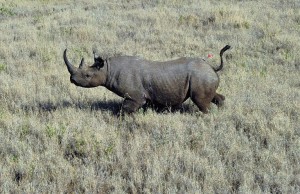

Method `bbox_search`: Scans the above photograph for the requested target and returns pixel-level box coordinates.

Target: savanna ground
[0,0,299,193]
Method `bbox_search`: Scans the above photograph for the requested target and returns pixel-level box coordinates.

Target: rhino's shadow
[89,100,122,115]
[91,101,197,115]
[78,100,197,114]
[22,100,196,115]
[21,100,121,115]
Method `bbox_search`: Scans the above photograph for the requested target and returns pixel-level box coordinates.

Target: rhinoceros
[63,45,231,114]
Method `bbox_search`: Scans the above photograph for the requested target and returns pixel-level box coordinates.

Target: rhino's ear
[92,60,104,70]
[93,50,100,62]
[95,61,104,70]
[94,56,103,63]
[92,50,105,69]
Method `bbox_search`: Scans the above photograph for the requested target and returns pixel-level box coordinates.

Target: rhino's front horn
[63,49,76,74]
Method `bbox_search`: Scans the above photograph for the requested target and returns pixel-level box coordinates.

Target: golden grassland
[0,0,299,193]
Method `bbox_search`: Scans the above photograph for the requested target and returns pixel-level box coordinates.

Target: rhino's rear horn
[63,49,77,74]
[79,58,85,69]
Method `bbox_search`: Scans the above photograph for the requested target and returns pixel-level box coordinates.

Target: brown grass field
[0,0,299,193]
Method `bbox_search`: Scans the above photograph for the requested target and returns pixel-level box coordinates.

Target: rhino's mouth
[70,77,95,88]
[70,77,81,86]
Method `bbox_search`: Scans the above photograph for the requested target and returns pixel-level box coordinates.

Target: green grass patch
[0,6,15,16]
[0,63,6,72]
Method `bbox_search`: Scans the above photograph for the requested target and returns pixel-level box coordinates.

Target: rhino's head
[63,49,107,88]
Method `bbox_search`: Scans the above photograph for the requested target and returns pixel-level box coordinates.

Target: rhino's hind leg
[191,95,212,114]
[212,93,225,107]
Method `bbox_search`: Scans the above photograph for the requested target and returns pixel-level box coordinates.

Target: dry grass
[0,0,299,193]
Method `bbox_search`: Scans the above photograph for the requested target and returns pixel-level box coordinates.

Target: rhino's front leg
[121,93,146,114]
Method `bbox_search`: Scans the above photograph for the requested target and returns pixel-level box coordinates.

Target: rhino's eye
[85,74,91,78]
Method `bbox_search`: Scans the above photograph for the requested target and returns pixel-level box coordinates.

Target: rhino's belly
[149,88,188,106]
[144,72,190,106]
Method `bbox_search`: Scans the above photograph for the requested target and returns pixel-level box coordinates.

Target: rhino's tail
[213,45,231,72]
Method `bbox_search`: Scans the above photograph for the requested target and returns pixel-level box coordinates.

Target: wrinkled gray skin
[64,45,231,114]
